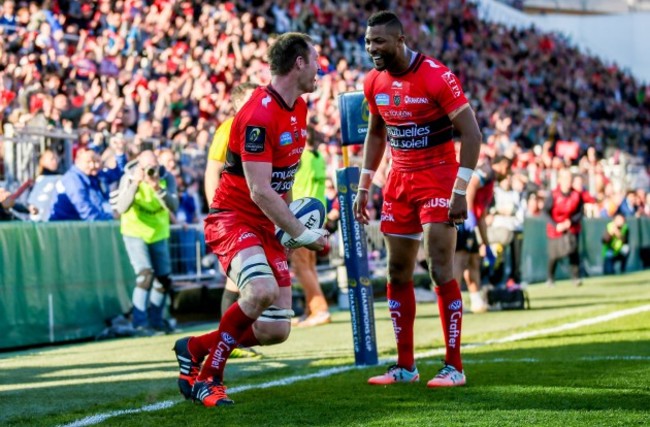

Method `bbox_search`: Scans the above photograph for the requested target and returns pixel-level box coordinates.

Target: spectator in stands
[37,149,60,176]
[543,168,587,287]
[618,190,639,217]
[49,148,119,221]
[0,1,17,35]
[290,131,331,328]
[602,213,630,275]
[111,150,179,334]
[0,185,36,220]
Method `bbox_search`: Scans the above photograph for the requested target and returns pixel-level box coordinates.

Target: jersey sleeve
[234,105,275,164]
[427,67,469,116]
[363,71,380,116]
[207,118,233,162]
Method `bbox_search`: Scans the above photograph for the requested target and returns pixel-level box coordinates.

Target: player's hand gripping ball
[275,197,326,247]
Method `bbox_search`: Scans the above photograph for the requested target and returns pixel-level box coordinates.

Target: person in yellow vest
[204,83,258,319]
[602,213,630,275]
[112,150,179,334]
[290,129,331,327]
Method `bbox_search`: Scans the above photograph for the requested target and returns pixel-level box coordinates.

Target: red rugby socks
[435,279,463,372]
[387,281,416,370]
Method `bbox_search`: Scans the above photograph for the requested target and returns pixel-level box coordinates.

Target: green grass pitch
[2,271,649,426]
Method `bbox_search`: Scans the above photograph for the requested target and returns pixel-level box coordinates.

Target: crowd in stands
[0,0,649,228]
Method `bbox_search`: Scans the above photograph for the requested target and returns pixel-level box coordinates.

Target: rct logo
[221,332,237,346]
[388,299,401,310]
[448,300,462,311]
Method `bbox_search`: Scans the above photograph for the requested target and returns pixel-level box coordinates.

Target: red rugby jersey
[212,86,308,224]
[364,53,469,171]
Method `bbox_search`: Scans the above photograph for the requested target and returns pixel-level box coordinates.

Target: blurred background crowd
[0,0,649,235]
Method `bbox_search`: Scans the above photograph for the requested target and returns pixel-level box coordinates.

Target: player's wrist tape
[285,228,327,249]
[457,167,474,183]
[356,187,369,193]
[360,168,376,179]
[452,188,467,196]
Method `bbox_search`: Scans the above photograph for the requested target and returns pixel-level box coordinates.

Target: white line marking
[488,304,650,344]
[59,304,650,427]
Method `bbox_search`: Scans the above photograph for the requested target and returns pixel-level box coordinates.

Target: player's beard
[372,50,397,72]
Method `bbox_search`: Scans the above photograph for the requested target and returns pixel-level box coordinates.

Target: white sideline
[59,304,650,427]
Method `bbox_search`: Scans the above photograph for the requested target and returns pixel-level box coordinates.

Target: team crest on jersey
[393,94,401,106]
[279,131,293,146]
[375,93,389,106]
[245,126,266,153]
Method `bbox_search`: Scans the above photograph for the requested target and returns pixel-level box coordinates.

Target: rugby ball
[275,197,326,247]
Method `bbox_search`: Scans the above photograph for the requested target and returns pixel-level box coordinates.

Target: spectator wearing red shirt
[543,168,588,287]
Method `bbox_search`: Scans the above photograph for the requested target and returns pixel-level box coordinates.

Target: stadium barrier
[521,217,650,283]
[2,218,649,349]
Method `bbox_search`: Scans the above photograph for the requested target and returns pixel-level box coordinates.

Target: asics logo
[388,299,401,310]
[448,300,462,310]
[221,332,237,346]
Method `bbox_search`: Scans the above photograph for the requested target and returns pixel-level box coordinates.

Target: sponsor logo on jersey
[245,126,266,153]
[442,71,462,98]
[279,131,293,146]
[392,81,403,88]
[393,94,401,106]
[405,96,429,104]
[386,109,413,119]
[238,232,256,242]
[375,93,389,106]
[262,95,271,107]
[423,197,450,209]
[275,260,289,272]
[425,59,441,68]
[381,213,395,222]
[289,146,304,156]
[291,116,297,124]
[301,128,308,137]
[270,162,300,193]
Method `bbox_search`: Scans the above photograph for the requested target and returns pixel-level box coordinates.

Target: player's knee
[387,261,411,285]
[244,280,279,309]
[136,268,154,290]
[259,323,291,345]
[256,307,293,345]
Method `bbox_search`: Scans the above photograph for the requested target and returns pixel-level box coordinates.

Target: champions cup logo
[361,99,369,122]
[248,128,261,142]
[338,184,348,194]
[449,299,462,311]
[348,279,357,287]
[360,277,371,286]
[221,332,237,346]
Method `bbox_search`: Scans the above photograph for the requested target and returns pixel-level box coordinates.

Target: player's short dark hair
[367,11,403,34]
[231,82,258,104]
[267,32,313,77]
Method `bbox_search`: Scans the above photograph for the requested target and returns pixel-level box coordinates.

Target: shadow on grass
[3,339,650,427]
